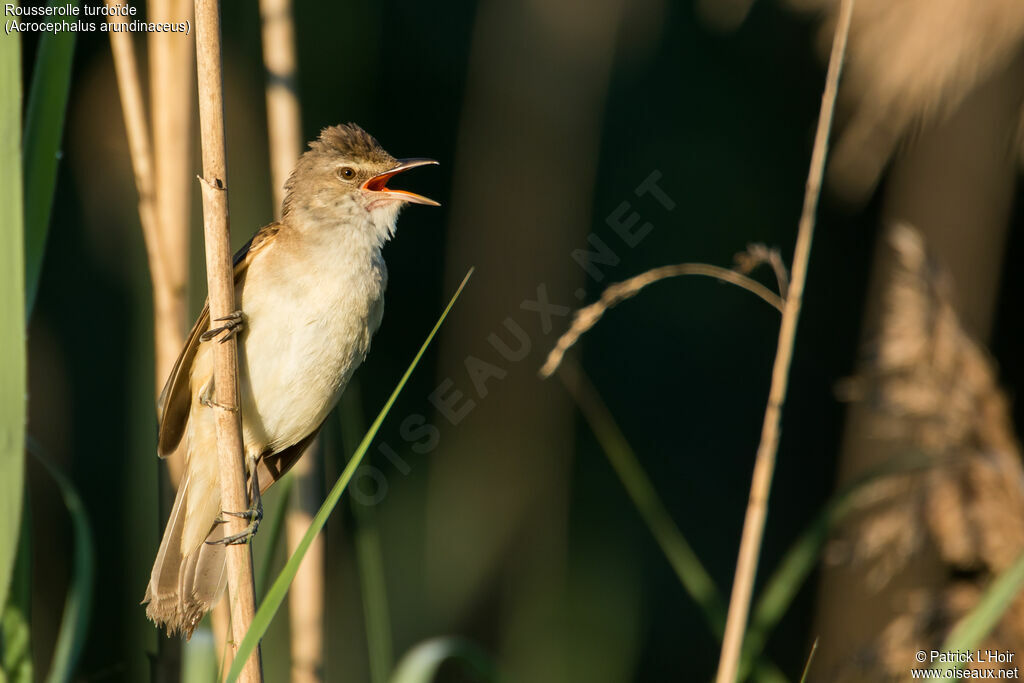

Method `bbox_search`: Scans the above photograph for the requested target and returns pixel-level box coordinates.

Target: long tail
[143,467,228,639]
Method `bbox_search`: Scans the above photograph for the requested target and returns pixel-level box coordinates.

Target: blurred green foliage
[0,10,25,631]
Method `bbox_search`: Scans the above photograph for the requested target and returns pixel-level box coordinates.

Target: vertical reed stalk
[283,457,324,683]
[147,0,194,486]
[104,5,191,679]
[257,0,323,679]
[105,3,168,323]
[213,605,232,680]
[259,0,301,213]
[714,1,855,681]
[104,0,188,484]
[193,0,263,679]
[144,1,211,674]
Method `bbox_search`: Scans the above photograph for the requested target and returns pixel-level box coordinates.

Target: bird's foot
[207,454,263,546]
[200,310,246,343]
[198,382,237,412]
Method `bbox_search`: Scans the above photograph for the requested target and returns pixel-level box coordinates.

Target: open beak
[361,158,440,206]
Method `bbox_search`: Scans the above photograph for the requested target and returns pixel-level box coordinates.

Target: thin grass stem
[797,639,818,683]
[227,270,473,683]
[540,264,783,378]
[557,358,725,632]
[714,1,855,680]
[557,359,792,682]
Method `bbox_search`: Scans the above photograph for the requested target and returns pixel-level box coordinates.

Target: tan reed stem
[159,0,232,670]
[284,456,324,683]
[105,0,188,486]
[260,0,302,216]
[147,0,194,476]
[713,1,856,681]
[213,605,232,681]
[539,264,784,378]
[257,1,325,678]
[105,6,163,285]
[193,0,263,679]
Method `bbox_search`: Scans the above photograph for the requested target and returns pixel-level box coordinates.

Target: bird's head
[282,123,439,245]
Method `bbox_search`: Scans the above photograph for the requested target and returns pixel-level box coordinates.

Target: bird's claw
[206,454,263,546]
[200,310,246,343]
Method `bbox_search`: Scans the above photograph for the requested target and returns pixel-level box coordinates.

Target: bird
[143,123,439,638]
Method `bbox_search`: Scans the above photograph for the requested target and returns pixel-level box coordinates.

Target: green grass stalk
[924,550,1024,679]
[0,10,26,623]
[31,453,94,683]
[797,639,818,683]
[558,359,790,682]
[227,270,473,682]
[557,359,725,633]
[23,0,78,317]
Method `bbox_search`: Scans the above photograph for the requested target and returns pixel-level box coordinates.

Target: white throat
[367,200,404,247]
[287,193,404,249]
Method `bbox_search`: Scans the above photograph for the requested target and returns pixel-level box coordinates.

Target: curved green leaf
[29,452,94,683]
[389,637,498,683]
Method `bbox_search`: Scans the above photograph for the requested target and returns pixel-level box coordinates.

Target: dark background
[21,0,1024,681]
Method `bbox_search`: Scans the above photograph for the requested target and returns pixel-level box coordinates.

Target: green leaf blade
[389,637,498,683]
[23,1,78,317]
[227,270,473,682]
[33,456,94,683]
[0,4,27,624]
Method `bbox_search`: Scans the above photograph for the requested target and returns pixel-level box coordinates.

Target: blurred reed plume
[699,0,1024,202]
[827,225,1024,681]
[787,0,1024,201]
[256,0,327,678]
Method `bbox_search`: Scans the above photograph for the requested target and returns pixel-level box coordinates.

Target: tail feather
[143,469,227,639]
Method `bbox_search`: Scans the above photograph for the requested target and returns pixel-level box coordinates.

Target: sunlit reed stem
[714,1,856,681]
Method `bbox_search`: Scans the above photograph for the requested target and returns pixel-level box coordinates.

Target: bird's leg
[200,310,246,344]
[198,380,236,412]
[208,453,263,546]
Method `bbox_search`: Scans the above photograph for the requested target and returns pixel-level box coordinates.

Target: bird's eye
[337,166,356,181]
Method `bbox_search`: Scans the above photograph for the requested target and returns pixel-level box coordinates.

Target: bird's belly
[235,264,384,454]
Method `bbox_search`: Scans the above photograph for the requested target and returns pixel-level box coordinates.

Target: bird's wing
[156,223,282,458]
[255,420,326,494]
